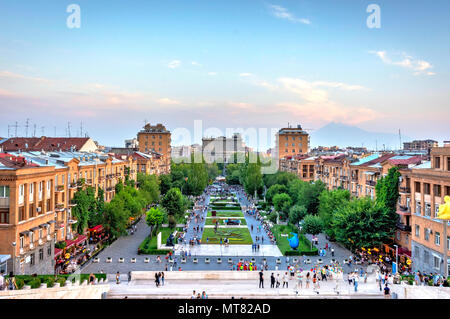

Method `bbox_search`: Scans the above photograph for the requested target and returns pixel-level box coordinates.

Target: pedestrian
[6,272,17,290]
[116,271,120,285]
[155,272,160,287]
[127,271,131,283]
[161,272,165,286]
[282,272,289,288]
[354,273,359,292]
[384,284,391,299]
[331,248,334,257]
[191,290,196,299]
[276,273,280,288]
[259,270,264,288]
[0,270,5,291]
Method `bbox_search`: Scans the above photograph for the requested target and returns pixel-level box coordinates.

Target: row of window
[414,246,448,270]
[415,225,449,247]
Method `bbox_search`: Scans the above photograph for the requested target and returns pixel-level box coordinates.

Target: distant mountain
[310,122,409,150]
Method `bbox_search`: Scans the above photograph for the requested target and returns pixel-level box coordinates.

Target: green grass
[207,210,244,217]
[138,227,177,255]
[205,218,247,226]
[272,224,318,256]
[202,227,253,245]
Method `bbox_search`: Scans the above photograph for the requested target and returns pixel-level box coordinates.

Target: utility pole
[54,126,57,137]
[67,122,71,137]
[80,121,83,137]
[41,126,45,136]
[14,122,18,137]
[7,125,10,137]
[399,129,402,151]
[25,118,30,137]
[33,124,36,137]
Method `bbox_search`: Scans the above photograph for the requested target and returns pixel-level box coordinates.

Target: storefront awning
[364,171,376,175]
[65,235,87,249]
[54,248,63,257]
[88,225,103,233]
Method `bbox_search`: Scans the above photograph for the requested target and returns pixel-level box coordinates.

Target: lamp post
[11,242,16,274]
[393,244,398,274]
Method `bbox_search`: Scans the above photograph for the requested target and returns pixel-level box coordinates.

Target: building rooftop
[0,137,93,152]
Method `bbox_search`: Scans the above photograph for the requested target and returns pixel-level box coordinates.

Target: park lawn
[201,227,253,245]
[139,227,178,255]
[272,224,317,256]
[205,218,247,226]
[207,210,244,217]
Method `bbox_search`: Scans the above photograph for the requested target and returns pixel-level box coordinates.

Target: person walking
[155,272,160,287]
[354,273,359,292]
[161,272,165,286]
[282,272,289,288]
[259,270,264,288]
[6,272,17,290]
[305,272,311,289]
[331,248,334,257]
[115,272,120,285]
[384,284,391,299]
[276,273,281,288]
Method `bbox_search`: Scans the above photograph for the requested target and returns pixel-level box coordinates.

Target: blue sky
[0,0,448,150]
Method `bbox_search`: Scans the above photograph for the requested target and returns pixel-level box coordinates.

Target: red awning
[88,225,103,233]
[398,247,411,257]
[65,235,87,249]
[54,248,62,257]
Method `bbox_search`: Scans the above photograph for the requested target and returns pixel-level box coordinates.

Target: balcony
[397,205,411,213]
[106,187,114,192]
[351,176,358,182]
[366,180,377,187]
[55,185,65,192]
[38,238,43,246]
[85,179,93,185]
[399,187,411,194]
[0,197,9,208]
[68,183,77,189]
[396,222,411,232]
[341,176,348,181]
[55,204,65,212]
[351,191,358,196]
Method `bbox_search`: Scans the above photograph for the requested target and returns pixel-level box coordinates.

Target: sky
[0,0,449,151]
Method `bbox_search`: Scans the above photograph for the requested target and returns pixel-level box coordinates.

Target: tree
[161,188,186,219]
[376,166,401,230]
[273,193,292,220]
[265,184,288,204]
[159,174,172,195]
[289,204,308,225]
[115,180,124,194]
[244,163,263,197]
[331,197,393,251]
[146,207,164,236]
[137,173,160,204]
[318,189,351,238]
[295,180,326,215]
[302,214,323,248]
[103,197,129,239]
[71,187,93,234]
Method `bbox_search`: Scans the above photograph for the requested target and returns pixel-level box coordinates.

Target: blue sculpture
[287,232,299,250]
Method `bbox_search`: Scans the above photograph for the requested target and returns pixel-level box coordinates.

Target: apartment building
[403,139,439,152]
[0,154,56,275]
[202,134,245,164]
[137,123,171,173]
[276,125,309,161]
[410,147,450,275]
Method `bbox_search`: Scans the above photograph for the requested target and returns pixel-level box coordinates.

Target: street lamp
[11,242,16,274]
[393,244,398,275]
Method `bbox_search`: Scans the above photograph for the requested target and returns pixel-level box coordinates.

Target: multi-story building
[276,125,309,160]
[202,134,245,163]
[410,147,450,275]
[137,123,171,173]
[0,154,57,275]
[0,137,98,153]
[403,139,438,152]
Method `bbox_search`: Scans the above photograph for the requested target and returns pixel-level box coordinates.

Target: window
[0,211,8,224]
[39,249,44,261]
[415,182,421,193]
[436,204,441,216]
[416,201,422,215]
[435,232,441,246]
[434,256,441,269]
[424,228,430,241]
[434,185,441,197]
[292,149,295,153]
[434,156,441,169]
[20,237,24,249]
[29,183,34,199]
[292,136,296,140]
[47,246,51,256]
[397,231,401,240]
[30,253,35,266]
[425,203,431,217]
[0,186,9,198]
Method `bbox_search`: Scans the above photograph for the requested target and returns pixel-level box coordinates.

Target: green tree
[331,197,393,251]
[71,188,91,234]
[103,197,129,239]
[159,174,172,195]
[146,207,164,236]
[114,181,124,194]
[318,189,351,238]
[302,214,323,248]
[244,163,263,197]
[295,181,326,215]
[161,188,186,219]
[289,204,308,225]
[376,166,401,230]
[273,193,292,220]
[266,184,288,204]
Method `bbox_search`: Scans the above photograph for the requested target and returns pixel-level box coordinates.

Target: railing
[69,183,77,189]
[366,180,377,187]
[85,179,93,185]
[351,176,358,182]
[396,222,411,232]
[399,187,411,194]
[0,197,9,208]
[341,176,348,181]
[398,205,411,213]
[55,185,65,192]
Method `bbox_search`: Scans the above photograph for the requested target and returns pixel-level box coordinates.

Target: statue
[166,234,175,246]
[437,196,450,220]
[287,232,299,250]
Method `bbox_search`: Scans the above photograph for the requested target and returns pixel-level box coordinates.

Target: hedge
[5,274,106,289]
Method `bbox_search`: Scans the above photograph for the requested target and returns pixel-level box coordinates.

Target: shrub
[29,278,42,289]
[55,241,67,249]
[45,277,55,288]
[15,278,25,290]
[56,277,66,286]
[268,212,277,223]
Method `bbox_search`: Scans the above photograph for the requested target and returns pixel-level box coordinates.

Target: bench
[106,257,112,263]
[205,258,210,264]
[217,258,222,264]
[118,258,124,263]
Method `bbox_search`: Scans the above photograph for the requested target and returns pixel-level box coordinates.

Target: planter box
[317,259,323,264]
[93,258,99,263]
[276,258,281,264]
[118,258,124,263]
[181,258,186,264]
[131,258,136,263]
[106,257,112,263]
[205,258,210,264]
[144,258,150,263]
[228,258,233,264]
[217,258,222,264]
[305,259,311,264]
[193,258,198,264]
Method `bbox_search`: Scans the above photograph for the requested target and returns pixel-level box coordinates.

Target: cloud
[0,70,50,83]
[168,60,181,69]
[239,73,253,77]
[191,61,201,66]
[370,51,435,76]
[207,72,217,76]
[268,4,311,24]
[157,97,181,105]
